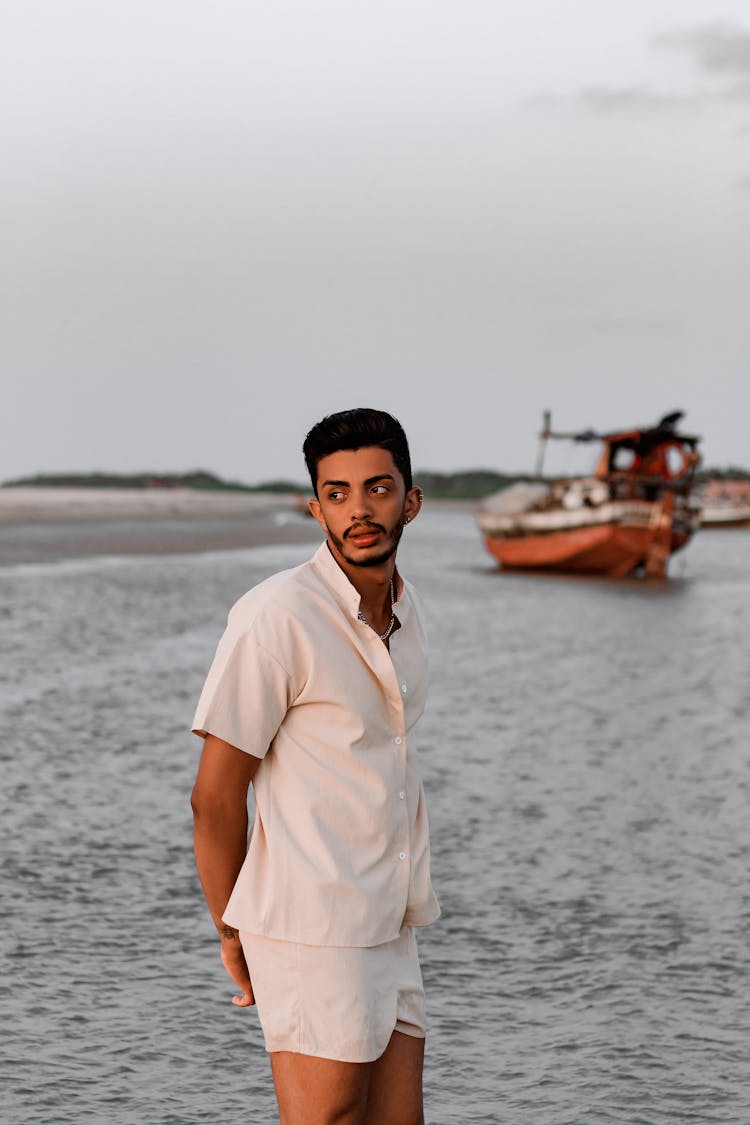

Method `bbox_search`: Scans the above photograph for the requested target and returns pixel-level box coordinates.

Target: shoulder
[228,556,320,625]
[225,554,332,657]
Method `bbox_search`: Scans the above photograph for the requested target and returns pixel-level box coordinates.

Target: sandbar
[0,488,321,565]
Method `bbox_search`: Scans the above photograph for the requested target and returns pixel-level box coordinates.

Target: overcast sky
[3,1,749,483]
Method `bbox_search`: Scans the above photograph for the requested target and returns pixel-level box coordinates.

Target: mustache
[344,523,386,538]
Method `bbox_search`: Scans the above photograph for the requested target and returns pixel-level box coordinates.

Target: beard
[327,515,405,568]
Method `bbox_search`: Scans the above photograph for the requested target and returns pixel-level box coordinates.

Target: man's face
[309,446,421,570]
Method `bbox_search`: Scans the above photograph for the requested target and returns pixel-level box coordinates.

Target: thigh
[270,1051,371,1125]
[364,1030,425,1125]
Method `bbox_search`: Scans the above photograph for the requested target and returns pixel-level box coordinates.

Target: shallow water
[2,508,749,1123]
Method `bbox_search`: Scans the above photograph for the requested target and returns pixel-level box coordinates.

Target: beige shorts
[239,925,425,1063]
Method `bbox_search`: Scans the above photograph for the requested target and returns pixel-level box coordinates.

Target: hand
[218,928,255,1007]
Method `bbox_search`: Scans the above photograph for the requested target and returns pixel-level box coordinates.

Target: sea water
[2,506,749,1124]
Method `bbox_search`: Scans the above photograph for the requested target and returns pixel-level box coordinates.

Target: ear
[403,486,423,526]
[308,497,327,532]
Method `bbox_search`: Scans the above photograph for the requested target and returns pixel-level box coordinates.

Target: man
[190,408,440,1125]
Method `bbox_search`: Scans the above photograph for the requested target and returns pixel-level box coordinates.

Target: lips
[346,525,382,546]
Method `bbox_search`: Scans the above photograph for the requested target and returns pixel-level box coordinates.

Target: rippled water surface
[2,508,749,1123]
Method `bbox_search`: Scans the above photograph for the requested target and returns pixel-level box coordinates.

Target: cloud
[528,23,750,117]
[575,82,750,115]
[655,22,750,76]
[523,87,701,116]
[577,86,699,114]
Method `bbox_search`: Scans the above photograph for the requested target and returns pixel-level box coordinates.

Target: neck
[325,539,397,624]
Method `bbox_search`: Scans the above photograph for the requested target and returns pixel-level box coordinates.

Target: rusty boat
[476,411,702,578]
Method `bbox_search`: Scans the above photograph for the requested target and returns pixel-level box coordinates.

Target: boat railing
[603,470,697,501]
[540,470,697,508]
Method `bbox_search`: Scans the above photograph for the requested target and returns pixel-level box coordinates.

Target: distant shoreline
[5,463,749,508]
[0,487,309,527]
[0,486,474,527]
[1,468,532,502]
[0,487,472,566]
[0,489,325,566]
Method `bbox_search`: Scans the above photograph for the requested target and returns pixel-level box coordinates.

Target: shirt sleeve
[192,625,294,759]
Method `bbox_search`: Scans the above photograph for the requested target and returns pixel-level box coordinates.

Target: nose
[349,488,373,521]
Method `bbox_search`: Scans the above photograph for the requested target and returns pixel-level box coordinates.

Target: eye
[371,484,390,495]
[327,489,345,501]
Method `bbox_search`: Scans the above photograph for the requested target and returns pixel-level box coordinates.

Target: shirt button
[399,851,407,860]
[401,683,407,693]
[399,791,405,800]
[394,736,402,745]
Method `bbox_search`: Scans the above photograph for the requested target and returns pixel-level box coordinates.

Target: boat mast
[534,410,551,479]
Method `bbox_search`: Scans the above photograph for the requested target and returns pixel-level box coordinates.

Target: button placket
[385,647,410,872]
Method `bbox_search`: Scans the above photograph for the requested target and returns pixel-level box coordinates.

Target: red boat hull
[483,522,691,577]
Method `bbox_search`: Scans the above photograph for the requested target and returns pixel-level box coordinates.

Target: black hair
[303,408,413,495]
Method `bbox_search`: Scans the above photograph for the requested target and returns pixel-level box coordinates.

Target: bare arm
[191,733,263,1006]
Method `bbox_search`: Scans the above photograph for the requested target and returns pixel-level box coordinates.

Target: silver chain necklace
[358,578,397,641]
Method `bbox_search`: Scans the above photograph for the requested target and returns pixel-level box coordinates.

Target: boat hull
[481,520,691,577]
[699,507,750,529]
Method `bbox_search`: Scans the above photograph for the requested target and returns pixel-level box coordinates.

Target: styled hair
[303,408,413,495]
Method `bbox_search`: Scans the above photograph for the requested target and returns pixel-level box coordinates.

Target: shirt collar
[311,539,411,625]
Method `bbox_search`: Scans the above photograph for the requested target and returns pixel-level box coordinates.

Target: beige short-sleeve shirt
[192,540,440,947]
